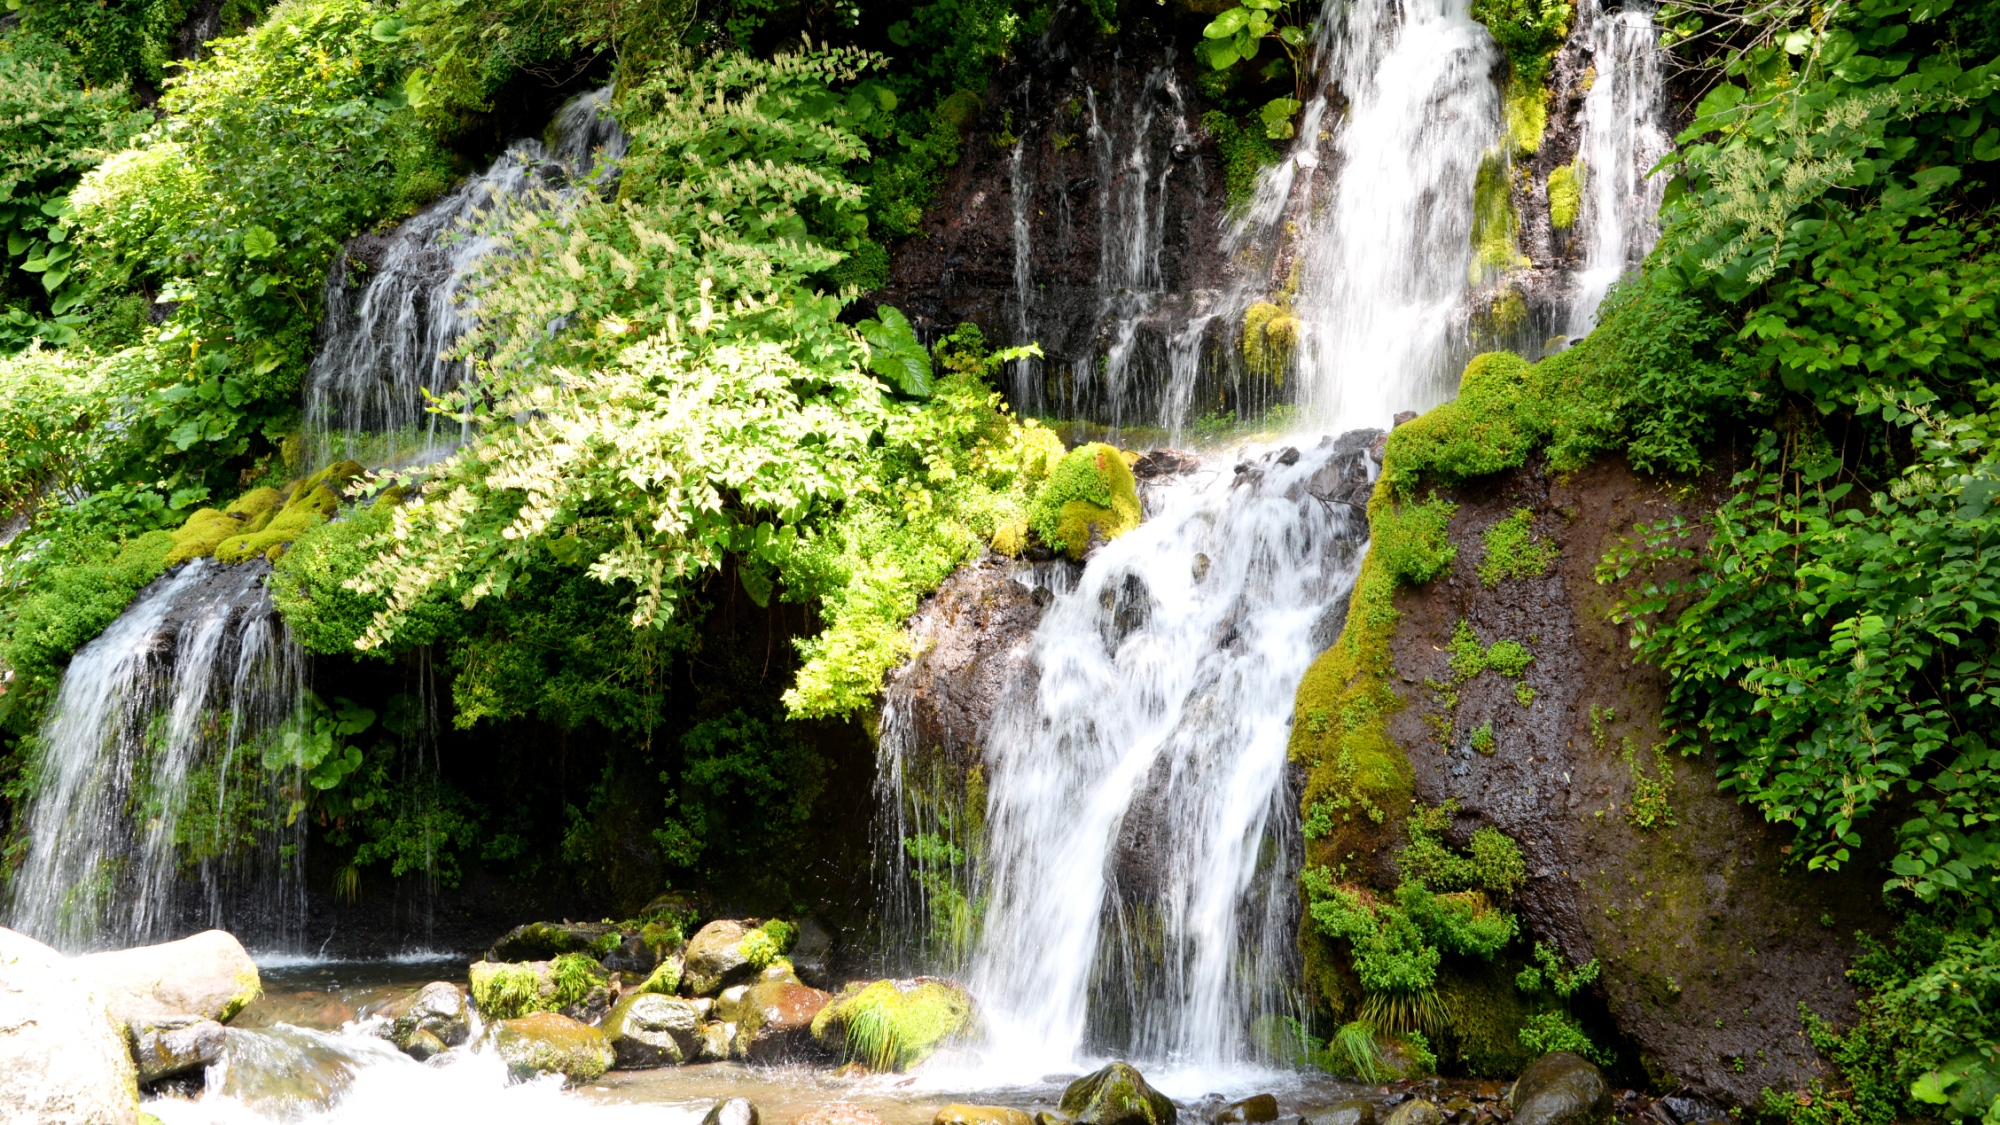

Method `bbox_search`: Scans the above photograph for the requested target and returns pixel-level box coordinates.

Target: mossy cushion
[1026,442,1141,559]
[164,460,366,567]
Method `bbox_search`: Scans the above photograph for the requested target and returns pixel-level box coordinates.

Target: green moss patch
[1243,301,1299,384]
[165,459,366,568]
[1477,507,1558,586]
[1548,163,1582,231]
[1026,442,1141,559]
[809,977,972,1071]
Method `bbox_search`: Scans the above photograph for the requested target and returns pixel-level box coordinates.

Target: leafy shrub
[1025,442,1139,559]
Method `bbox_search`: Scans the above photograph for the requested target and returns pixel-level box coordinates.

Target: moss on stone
[468,956,609,1021]
[165,461,364,567]
[1440,954,1540,1077]
[1472,156,1526,284]
[1382,352,1539,496]
[1506,78,1550,156]
[1243,301,1300,385]
[488,1010,614,1085]
[1548,162,1583,231]
[1027,442,1141,559]
[809,978,972,1071]
[1478,507,1558,586]
[165,508,246,566]
[1291,482,1419,1015]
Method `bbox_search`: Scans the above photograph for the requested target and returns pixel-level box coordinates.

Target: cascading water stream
[306,88,626,469]
[1287,0,1502,428]
[1564,0,1670,336]
[8,562,307,952]
[955,435,1376,1076]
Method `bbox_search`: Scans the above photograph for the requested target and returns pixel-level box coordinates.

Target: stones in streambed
[684,919,787,995]
[487,1010,616,1085]
[1059,1061,1178,1125]
[703,1096,762,1125]
[1214,1095,1278,1125]
[1299,1100,1376,1125]
[604,992,703,1067]
[383,981,470,1058]
[209,1024,403,1115]
[794,1103,891,1125]
[468,955,613,1022]
[1509,1052,1612,1125]
[809,977,972,1071]
[716,968,833,1062]
[72,928,262,1025]
[938,1105,1035,1125]
[1382,1101,1443,1125]
[0,927,140,1125]
[133,1015,226,1083]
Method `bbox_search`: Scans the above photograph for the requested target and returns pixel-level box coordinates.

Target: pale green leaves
[1201,0,1291,69]
[1260,97,1302,139]
[858,305,933,397]
[241,225,280,258]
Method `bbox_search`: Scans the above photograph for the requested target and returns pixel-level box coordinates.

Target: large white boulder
[0,927,139,1125]
[72,928,261,1025]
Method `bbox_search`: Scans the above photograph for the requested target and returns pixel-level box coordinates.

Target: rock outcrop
[487,1010,615,1084]
[604,992,703,1067]
[1059,1062,1177,1125]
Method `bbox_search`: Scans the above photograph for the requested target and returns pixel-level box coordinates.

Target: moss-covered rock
[603,991,702,1068]
[1547,163,1582,231]
[165,460,365,567]
[486,921,620,963]
[809,978,972,1071]
[487,1010,614,1085]
[1508,1052,1610,1125]
[1242,302,1299,383]
[1058,1061,1176,1125]
[467,956,610,1022]
[1026,443,1141,559]
[388,982,469,1052]
[683,920,761,996]
[1471,156,1526,284]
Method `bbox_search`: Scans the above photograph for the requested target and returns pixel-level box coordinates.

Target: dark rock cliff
[1382,454,1889,1103]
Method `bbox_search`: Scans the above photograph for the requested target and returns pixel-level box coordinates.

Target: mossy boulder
[1243,302,1299,382]
[734,978,833,1062]
[467,956,611,1022]
[1384,1102,1442,1125]
[486,1011,614,1085]
[1214,1095,1277,1125]
[683,921,757,996]
[1026,442,1142,559]
[166,460,364,567]
[809,978,972,1071]
[1508,1052,1610,1125]
[603,992,702,1068]
[1058,1061,1176,1125]
[486,921,620,963]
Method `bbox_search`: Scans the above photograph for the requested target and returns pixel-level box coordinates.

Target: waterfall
[304,87,625,470]
[1564,0,1669,336]
[1287,0,1502,429]
[962,435,1376,1075]
[6,88,627,954]
[8,562,307,952]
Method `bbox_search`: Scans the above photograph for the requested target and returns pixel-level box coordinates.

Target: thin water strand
[1565,0,1669,336]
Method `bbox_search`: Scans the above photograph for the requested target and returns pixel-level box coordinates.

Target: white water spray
[962,436,1375,1076]
[1564,0,1670,336]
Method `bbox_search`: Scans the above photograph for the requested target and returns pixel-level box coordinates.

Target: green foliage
[1515,942,1612,1065]
[1547,163,1581,231]
[470,961,544,1020]
[0,40,150,348]
[1477,508,1557,586]
[757,918,798,953]
[652,709,826,877]
[1470,0,1571,87]
[1201,110,1282,212]
[0,528,171,719]
[636,958,682,995]
[1471,155,1525,282]
[1520,1010,1614,1066]
[13,0,265,92]
[740,927,778,969]
[1623,738,1677,830]
[1336,1020,1384,1081]
[1200,0,1312,105]
[1303,803,1523,1028]
[1372,493,1458,585]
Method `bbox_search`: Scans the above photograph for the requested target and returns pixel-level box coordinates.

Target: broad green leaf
[242,225,280,259]
[1204,7,1250,37]
[859,305,933,397]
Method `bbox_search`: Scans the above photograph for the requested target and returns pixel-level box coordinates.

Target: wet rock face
[873,10,1250,426]
[1381,455,1889,1102]
[487,921,618,963]
[1508,1052,1611,1125]
[881,555,1056,775]
[389,981,469,1052]
[1060,1061,1178,1125]
[133,1016,226,1083]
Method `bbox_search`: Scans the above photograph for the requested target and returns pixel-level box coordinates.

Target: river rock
[737,980,833,1062]
[402,1028,447,1060]
[390,981,470,1052]
[210,1024,401,1115]
[788,918,835,984]
[703,1097,762,1125]
[699,1020,735,1060]
[71,928,261,1025]
[1384,1101,1442,1125]
[810,978,973,1070]
[133,1015,226,1083]
[1301,1100,1376,1125]
[487,921,618,962]
[939,1105,1035,1125]
[1509,1052,1611,1125]
[683,920,761,995]
[604,992,703,1067]
[1059,1062,1177,1125]
[1214,1096,1277,1125]
[488,1010,615,1085]
[0,927,139,1125]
